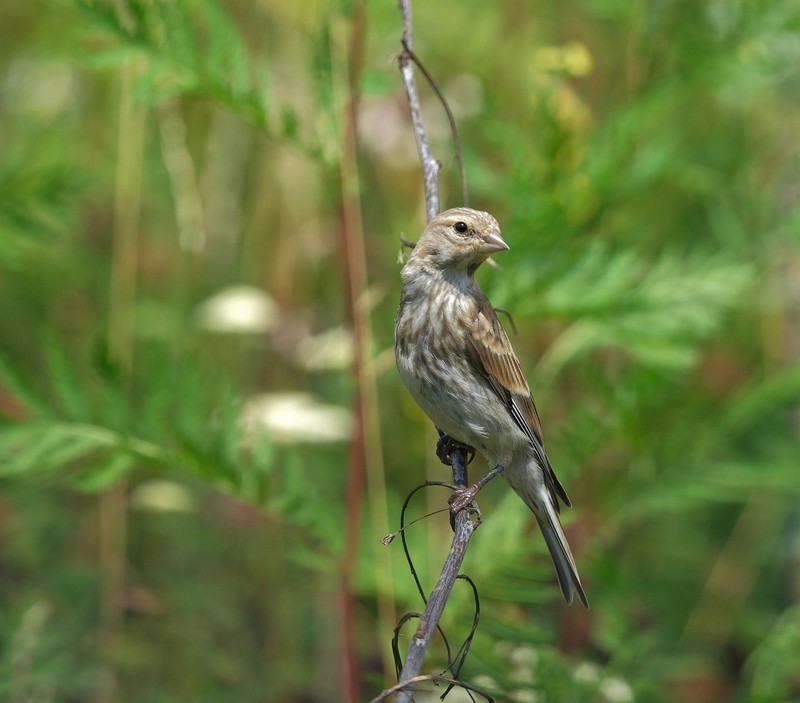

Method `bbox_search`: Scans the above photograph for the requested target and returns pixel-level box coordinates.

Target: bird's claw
[449,484,479,514]
[448,485,483,528]
[436,435,476,466]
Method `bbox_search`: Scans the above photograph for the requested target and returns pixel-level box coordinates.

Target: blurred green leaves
[492,242,752,374]
[79,0,261,110]
[0,146,85,269]
[0,0,799,700]
[76,0,311,146]
[0,340,275,502]
[746,605,800,702]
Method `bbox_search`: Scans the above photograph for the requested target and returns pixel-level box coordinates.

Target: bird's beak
[481,230,510,253]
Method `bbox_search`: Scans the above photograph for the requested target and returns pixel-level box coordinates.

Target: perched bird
[394,207,588,607]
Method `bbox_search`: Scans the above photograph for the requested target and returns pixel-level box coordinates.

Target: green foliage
[76,0,309,148]
[0,341,275,500]
[0,145,85,269]
[745,605,800,702]
[79,0,264,116]
[494,243,753,373]
[1,0,799,701]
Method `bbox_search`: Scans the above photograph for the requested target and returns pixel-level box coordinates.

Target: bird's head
[410,208,509,273]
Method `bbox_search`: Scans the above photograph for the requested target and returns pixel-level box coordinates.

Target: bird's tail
[533,495,589,608]
[509,466,588,608]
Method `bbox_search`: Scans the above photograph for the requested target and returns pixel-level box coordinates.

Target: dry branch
[393,454,476,703]
[389,2,479,700]
[397,0,440,222]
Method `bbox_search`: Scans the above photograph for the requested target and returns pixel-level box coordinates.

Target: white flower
[131,480,196,513]
[195,285,279,334]
[510,688,539,703]
[293,327,354,371]
[509,645,539,682]
[600,676,634,703]
[240,392,352,443]
[573,662,601,684]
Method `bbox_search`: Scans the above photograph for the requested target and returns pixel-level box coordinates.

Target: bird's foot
[447,461,508,528]
[448,484,483,527]
[436,435,475,466]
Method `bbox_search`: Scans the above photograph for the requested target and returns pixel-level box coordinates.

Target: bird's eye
[454,221,468,233]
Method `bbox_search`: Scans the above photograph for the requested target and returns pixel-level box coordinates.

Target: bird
[394,207,588,607]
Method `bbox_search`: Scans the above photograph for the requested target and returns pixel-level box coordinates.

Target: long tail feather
[534,497,589,608]
[505,460,589,607]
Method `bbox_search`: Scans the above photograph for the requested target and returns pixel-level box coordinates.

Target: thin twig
[441,574,481,698]
[399,234,417,250]
[394,453,474,703]
[397,0,439,221]
[369,674,494,703]
[393,1,479,699]
[391,609,453,684]
[402,45,469,207]
[392,481,461,678]
[493,307,518,336]
[399,481,459,602]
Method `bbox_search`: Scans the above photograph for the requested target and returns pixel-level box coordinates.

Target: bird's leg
[435,431,475,466]
[448,462,507,516]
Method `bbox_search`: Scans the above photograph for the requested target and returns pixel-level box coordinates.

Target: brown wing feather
[466,299,571,508]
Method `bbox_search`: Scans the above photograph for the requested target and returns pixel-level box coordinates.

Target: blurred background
[1,0,799,701]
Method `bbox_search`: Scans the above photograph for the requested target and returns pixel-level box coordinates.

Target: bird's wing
[465,300,571,508]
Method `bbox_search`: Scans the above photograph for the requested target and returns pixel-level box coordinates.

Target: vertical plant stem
[99,54,146,703]
[395,452,473,703]
[397,0,440,221]
[334,0,397,697]
[391,0,478,697]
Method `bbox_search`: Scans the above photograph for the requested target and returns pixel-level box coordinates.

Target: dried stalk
[100,52,146,703]
[335,0,397,698]
[397,0,439,222]
[393,455,475,703]
[391,1,477,699]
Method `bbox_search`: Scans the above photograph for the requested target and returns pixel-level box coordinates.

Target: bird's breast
[395,286,525,461]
